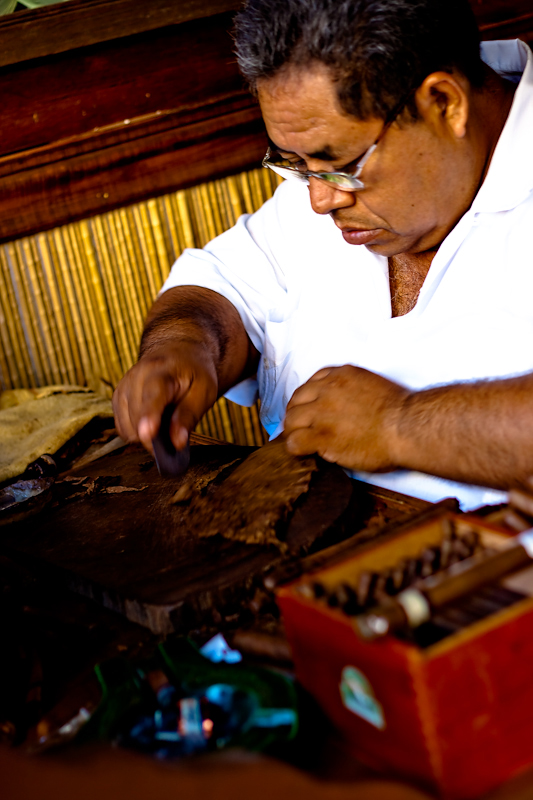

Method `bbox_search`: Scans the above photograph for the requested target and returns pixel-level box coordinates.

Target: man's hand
[283,365,409,471]
[284,365,533,490]
[112,341,218,454]
[112,285,260,456]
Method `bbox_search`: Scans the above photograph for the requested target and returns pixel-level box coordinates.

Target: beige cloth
[0,385,113,482]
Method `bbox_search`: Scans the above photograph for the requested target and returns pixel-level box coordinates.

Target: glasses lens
[263,162,309,183]
[262,150,364,191]
[321,173,364,191]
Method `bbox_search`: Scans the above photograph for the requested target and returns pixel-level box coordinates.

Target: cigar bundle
[294,515,532,646]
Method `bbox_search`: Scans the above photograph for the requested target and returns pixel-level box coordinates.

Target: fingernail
[138,416,154,443]
[284,437,296,453]
[174,426,189,449]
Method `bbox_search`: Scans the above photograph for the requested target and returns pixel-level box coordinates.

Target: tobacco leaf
[176,440,318,551]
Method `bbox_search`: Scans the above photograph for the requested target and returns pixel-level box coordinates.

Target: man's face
[258,62,477,257]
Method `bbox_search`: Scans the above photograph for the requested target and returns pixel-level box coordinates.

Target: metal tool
[152,405,190,478]
[0,454,57,523]
[70,435,127,470]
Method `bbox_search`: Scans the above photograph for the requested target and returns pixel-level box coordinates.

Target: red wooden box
[278,512,533,799]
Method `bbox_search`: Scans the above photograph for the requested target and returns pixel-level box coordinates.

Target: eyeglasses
[262,97,408,192]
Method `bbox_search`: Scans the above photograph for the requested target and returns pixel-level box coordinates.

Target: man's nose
[307,176,355,215]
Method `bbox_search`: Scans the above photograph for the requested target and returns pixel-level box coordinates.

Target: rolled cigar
[356,528,533,640]
[420,547,439,578]
[312,581,327,599]
[462,528,480,553]
[373,569,392,601]
[452,536,473,560]
[356,571,378,608]
[335,582,359,613]
[404,558,420,585]
[390,562,407,593]
[439,535,453,570]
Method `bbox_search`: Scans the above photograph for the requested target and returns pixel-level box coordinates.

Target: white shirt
[162,39,533,510]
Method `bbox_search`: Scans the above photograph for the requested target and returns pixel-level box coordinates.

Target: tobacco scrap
[170,458,241,504]
[103,485,148,494]
[53,475,147,503]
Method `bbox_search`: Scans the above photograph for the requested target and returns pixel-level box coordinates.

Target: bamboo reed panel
[0,169,280,446]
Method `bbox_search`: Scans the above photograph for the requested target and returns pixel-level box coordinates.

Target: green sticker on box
[339,665,385,730]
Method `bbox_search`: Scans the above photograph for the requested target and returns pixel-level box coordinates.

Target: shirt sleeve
[160,181,301,355]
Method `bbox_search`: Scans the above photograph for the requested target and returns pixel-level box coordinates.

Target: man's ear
[414,71,469,139]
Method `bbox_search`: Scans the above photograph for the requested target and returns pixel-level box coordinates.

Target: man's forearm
[284,365,533,490]
[139,285,259,394]
[391,373,533,489]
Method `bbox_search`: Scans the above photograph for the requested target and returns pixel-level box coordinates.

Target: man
[113,0,533,509]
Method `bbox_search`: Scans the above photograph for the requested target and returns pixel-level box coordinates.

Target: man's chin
[363,240,400,256]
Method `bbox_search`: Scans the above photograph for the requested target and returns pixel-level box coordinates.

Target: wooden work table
[0,431,532,800]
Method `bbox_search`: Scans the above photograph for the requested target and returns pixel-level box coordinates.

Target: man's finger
[287,382,322,410]
[169,372,217,447]
[285,427,319,456]
[307,367,333,382]
[138,415,160,451]
[139,371,181,411]
[135,371,193,447]
[112,383,138,443]
[284,402,319,433]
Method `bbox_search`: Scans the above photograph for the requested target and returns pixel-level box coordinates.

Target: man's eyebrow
[267,137,340,161]
[306,147,338,161]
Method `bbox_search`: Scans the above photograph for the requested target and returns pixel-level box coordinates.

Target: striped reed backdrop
[0,168,283,446]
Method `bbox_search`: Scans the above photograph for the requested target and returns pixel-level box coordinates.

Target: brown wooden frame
[0,0,265,243]
[0,0,242,66]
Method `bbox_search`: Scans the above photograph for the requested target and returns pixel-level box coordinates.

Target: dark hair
[234,0,484,120]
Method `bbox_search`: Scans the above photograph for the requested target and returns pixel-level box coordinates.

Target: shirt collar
[471,39,533,214]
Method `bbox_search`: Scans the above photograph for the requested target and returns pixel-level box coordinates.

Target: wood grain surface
[0,8,265,242]
[0,442,356,633]
[0,440,433,636]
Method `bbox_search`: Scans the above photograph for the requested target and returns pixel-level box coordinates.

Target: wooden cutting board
[0,441,358,634]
